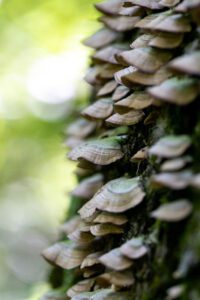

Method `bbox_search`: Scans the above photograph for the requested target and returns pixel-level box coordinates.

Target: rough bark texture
[41,1,200,299]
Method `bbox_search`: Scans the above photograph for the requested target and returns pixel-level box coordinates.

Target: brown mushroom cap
[160,156,192,172]
[67,278,96,298]
[112,85,130,101]
[100,15,141,32]
[124,0,164,10]
[82,98,113,120]
[83,28,119,49]
[95,0,123,15]
[98,270,134,287]
[99,248,133,271]
[93,211,128,225]
[81,252,104,269]
[97,80,118,97]
[90,223,124,236]
[106,110,144,126]
[115,92,153,113]
[131,147,148,162]
[169,51,200,76]
[150,199,193,221]
[71,174,104,199]
[120,237,148,259]
[151,171,193,189]
[59,216,81,235]
[67,119,96,139]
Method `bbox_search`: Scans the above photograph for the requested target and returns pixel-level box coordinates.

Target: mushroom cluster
[42,0,200,299]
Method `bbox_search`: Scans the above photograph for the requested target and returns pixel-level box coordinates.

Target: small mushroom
[114,92,153,113]
[92,46,122,64]
[165,285,185,299]
[151,171,193,190]
[131,147,148,162]
[175,0,200,12]
[67,118,96,139]
[90,177,145,213]
[68,136,124,166]
[120,237,148,259]
[68,229,95,246]
[124,0,163,9]
[82,98,113,120]
[149,32,183,49]
[106,110,144,126]
[98,271,134,287]
[95,0,123,15]
[149,135,191,158]
[98,63,122,80]
[99,248,133,271]
[81,251,104,269]
[59,216,81,235]
[119,5,143,16]
[67,278,96,298]
[116,47,172,73]
[71,174,104,199]
[112,85,130,101]
[160,0,181,7]
[93,212,128,225]
[151,199,193,221]
[97,80,118,97]
[90,223,124,236]
[160,156,192,171]
[100,15,141,32]
[148,77,199,105]
[135,12,192,33]
[169,51,200,76]
[130,33,154,49]
[83,28,119,49]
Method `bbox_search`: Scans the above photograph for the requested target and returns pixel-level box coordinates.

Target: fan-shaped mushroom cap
[68,136,124,166]
[67,119,96,139]
[92,46,122,64]
[160,0,181,7]
[90,177,145,213]
[98,64,122,80]
[106,110,144,126]
[42,242,91,269]
[60,216,81,235]
[131,147,148,162]
[151,199,193,221]
[149,32,183,49]
[67,278,96,298]
[93,212,128,225]
[98,271,134,287]
[95,0,122,15]
[169,51,200,76]
[68,229,95,246]
[90,223,124,236]
[148,78,199,105]
[82,98,113,120]
[119,5,143,16]
[71,289,131,300]
[135,12,192,33]
[84,67,101,86]
[79,198,99,222]
[116,47,172,73]
[81,252,104,269]
[112,86,130,101]
[99,248,133,270]
[160,156,192,172]
[149,135,191,158]
[71,174,104,199]
[97,80,118,97]
[175,0,200,12]
[83,28,119,49]
[165,284,185,299]
[100,15,141,32]
[151,171,193,190]
[124,0,163,10]
[115,92,153,113]
[116,66,171,87]
[120,237,148,259]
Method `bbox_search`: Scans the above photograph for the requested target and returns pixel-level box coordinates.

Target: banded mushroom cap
[95,0,123,15]
[149,135,191,158]
[120,237,148,259]
[71,289,131,300]
[169,51,200,76]
[71,174,104,199]
[148,32,184,49]
[98,271,134,287]
[150,199,193,221]
[100,15,141,32]
[83,28,119,49]
[131,147,148,162]
[98,64,122,80]
[135,12,192,33]
[68,136,124,166]
[148,77,200,105]
[59,216,81,235]
[79,198,98,222]
[82,98,113,120]
[84,67,101,86]
[64,137,84,149]
[92,46,122,64]
[67,119,96,139]
[112,86,130,101]
[124,0,164,10]
[90,223,124,236]
[93,211,128,225]
[81,251,104,269]
[116,47,172,73]
[114,92,154,113]
[106,110,144,126]
[67,278,96,298]
[42,242,91,269]
[116,66,172,86]
[151,170,193,189]
[119,5,144,16]
[97,80,118,97]
[99,248,133,271]
[92,177,145,213]
[160,156,192,172]
[130,33,154,49]
[68,229,95,246]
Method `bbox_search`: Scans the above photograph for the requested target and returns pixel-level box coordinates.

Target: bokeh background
[0,1,99,299]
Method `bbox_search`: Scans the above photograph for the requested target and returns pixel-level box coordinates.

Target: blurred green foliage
[0,0,98,299]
